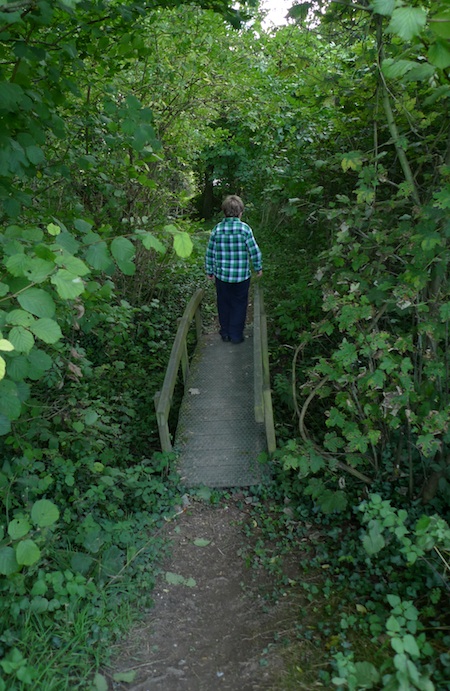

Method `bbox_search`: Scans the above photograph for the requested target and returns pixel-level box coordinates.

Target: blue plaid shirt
[205,217,262,283]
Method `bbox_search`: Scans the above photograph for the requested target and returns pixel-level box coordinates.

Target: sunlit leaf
[16,539,41,566]
[387,7,427,41]
[31,499,60,528]
[18,288,56,318]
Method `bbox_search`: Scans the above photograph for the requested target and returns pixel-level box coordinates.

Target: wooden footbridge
[154,283,275,488]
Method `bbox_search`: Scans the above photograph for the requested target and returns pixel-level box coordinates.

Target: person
[205,195,262,344]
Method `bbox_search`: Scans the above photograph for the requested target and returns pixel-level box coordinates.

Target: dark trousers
[215,277,250,341]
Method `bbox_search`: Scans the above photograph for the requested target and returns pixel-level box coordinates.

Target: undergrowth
[235,469,450,691]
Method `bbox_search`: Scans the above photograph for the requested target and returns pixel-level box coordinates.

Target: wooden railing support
[253,282,276,453]
[154,288,204,452]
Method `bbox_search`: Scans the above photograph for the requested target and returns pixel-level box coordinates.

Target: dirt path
[107,495,304,690]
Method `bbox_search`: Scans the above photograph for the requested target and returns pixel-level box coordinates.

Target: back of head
[222,195,244,218]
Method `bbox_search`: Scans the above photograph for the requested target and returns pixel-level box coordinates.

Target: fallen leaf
[193,538,211,547]
[113,670,137,683]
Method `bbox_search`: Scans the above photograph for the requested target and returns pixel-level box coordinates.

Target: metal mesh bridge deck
[175,329,269,488]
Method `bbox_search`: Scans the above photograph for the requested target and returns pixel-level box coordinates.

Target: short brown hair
[222,195,244,218]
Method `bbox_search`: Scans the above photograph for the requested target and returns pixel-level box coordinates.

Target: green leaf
[47,222,61,236]
[85,241,113,270]
[341,151,363,172]
[51,269,85,299]
[387,615,402,634]
[165,571,186,585]
[354,661,380,687]
[0,546,19,575]
[26,145,45,165]
[0,414,11,435]
[430,11,450,40]
[92,673,108,691]
[320,489,347,514]
[110,236,135,262]
[362,521,386,555]
[27,349,53,378]
[0,379,22,420]
[16,539,41,566]
[8,517,31,540]
[30,318,62,344]
[173,232,193,258]
[6,309,35,327]
[382,59,417,79]
[18,288,56,318]
[403,634,420,658]
[74,218,92,233]
[5,253,30,277]
[110,236,136,275]
[428,39,450,69]
[26,258,55,283]
[193,538,211,547]
[31,499,60,528]
[113,671,137,683]
[387,7,427,41]
[0,82,24,111]
[55,252,90,276]
[371,0,394,16]
[139,232,166,254]
[439,303,450,321]
[403,63,436,83]
[0,356,5,381]
[391,636,405,654]
[0,339,14,352]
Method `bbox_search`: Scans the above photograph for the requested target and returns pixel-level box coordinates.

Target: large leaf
[85,241,113,270]
[55,252,90,276]
[51,269,85,299]
[30,318,62,344]
[6,309,35,327]
[110,236,136,275]
[0,339,14,352]
[371,0,395,16]
[0,379,22,420]
[8,326,35,354]
[16,539,41,566]
[31,499,60,528]
[362,521,386,555]
[8,517,31,540]
[25,258,55,283]
[18,288,56,318]
[428,39,450,69]
[0,82,24,111]
[0,414,11,435]
[7,355,30,381]
[430,10,450,39]
[111,236,136,275]
[27,349,53,379]
[0,547,19,575]
[387,7,427,41]
[139,232,166,254]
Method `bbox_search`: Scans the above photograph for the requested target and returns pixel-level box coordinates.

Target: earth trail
[108,496,303,691]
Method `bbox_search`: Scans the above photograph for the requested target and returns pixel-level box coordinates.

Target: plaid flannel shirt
[205,217,262,283]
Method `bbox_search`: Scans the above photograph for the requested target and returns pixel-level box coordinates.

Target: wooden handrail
[253,283,276,453]
[154,288,204,452]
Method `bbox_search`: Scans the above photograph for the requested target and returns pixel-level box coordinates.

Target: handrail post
[253,283,264,423]
[154,288,204,452]
[254,282,276,453]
